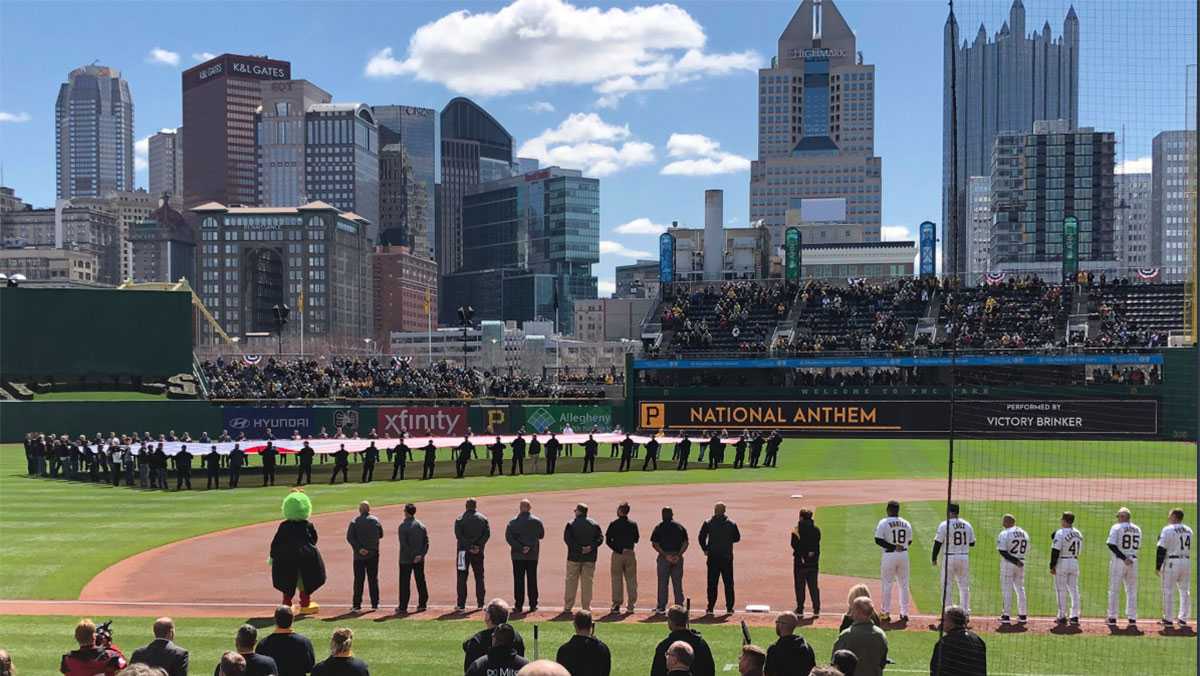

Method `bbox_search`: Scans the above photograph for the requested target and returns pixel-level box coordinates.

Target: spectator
[810,669,845,676]
[130,618,188,676]
[738,646,767,676]
[650,606,715,676]
[664,641,694,676]
[506,498,546,613]
[346,501,383,613]
[838,585,880,632]
[463,600,526,672]
[517,662,570,676]
[61,618,127,676]
[555,611,611,676]
[563,503,604,613]
[833,598,888,676]
[255,606,315,676]
[218,653,245,676]
[830,651,857,676]
[0,648,10,676]
[311,629,368,676]
[466,624,529,676]
[117,667,165,676]
[765,611,815,676]
[214,625,276,676]
[929,605,987,676]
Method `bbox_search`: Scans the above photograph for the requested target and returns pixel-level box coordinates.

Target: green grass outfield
[0,614,1194,676]
[0,439,1192,600]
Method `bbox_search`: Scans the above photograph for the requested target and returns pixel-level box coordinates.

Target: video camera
[95,620,114,648]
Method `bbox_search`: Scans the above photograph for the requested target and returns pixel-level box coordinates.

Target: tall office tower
[437,97,514,276]
[129,198,195,284]
[303,103,379,239]
[965,175,993,284]
[441,167,599,333]
[373,105,436,256]
[1153,130,1197,283]
[55,65,134,199]
[1115,172,1153,272]
[990,120,1115,278]
[148,129,185,204]
[749,0,882,250]
[943,0,1079,276]
[70,189,156,282]
[256,80,332,207]
[181,54,291,207]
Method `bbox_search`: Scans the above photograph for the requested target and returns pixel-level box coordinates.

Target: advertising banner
[638,399,1159,436]
[919,221,936,278]
[377,406,469,437]
[222,407,319,436]
[785,227,802,281]
[1062,216,1079,280]
[955,399,1158,435]
[659,233,675,283]
[522,405,614,433]
[472,405,514,434]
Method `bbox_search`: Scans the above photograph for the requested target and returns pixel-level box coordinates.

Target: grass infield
[0,614,1193,676]
[32,390,167,401]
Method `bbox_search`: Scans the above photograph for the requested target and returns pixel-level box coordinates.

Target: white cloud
[881,225,913,241]
[598,279,616,296]
[600,240,652,259]
[192,52,217,62]
[526,101,556,113]
[147,47,180,67]
[614,217,668,235]
[0,111,31,123]
[660,132,750,176]
[517,112,654,177]
[134,135,150,172]
[364,0,761,107]
[1115,156,1152,175]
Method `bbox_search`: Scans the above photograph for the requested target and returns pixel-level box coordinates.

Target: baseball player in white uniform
[874,500,913,622]
[932,502,975,614]
[1156,508,1193,628]
[1105,507,1142,626]
[1051,511,1084,625]
[996,513,1029,624]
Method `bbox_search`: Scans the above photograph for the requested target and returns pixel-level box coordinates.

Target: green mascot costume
[270,489,327,613]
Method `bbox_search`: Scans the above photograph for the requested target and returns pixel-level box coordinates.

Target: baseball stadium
[0,269,1196,676]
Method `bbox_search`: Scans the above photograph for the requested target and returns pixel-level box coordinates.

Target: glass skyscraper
[257,80,332,208]
[303,103,380,240]
[444,167,599,334]
[373,105,436,257]
[55,65,134,199]
[943,1,1079,276]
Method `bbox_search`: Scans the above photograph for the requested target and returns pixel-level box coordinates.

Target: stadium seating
[1086,283,1185,347]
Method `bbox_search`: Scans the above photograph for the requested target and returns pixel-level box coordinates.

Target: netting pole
[938,346,957,655]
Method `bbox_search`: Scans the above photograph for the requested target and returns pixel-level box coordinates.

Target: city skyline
[1,0,1194,293]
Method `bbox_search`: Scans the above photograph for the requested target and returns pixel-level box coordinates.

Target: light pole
[364,337,374,355]
[271,304,290,356]
[457,305,475,368]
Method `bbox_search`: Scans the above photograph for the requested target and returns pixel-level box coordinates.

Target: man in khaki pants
[605,502,640,613]
[563,503,604,612]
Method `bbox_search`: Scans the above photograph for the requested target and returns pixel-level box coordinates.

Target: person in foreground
[311,628,368,676]
[463,599,526,672]
[61,618,127,676]
[833,597,888,676]
[255,606,315,676]
[466,623,529,676]
[517,661,569,676]
[650,606,715,676]
[214,625,277,676]
[738,645,767,676]
[929,605,987,676]
[664,641,694,676]
[555,610,611,676]
[765,611,815,676]
[129,617,188,676]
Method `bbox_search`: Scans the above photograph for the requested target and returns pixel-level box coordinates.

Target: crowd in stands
[660,281,796,353]
[1081,292,1172,349]
[201,358,604,400]
[783,278,939,353]
[1089,364,1161,386]
[939,276,1067,350]
[47,603,985,676]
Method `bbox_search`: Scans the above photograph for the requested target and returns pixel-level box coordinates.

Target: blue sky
[0,0,1194,293]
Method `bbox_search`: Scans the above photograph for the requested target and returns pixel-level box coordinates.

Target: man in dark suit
[261,442,278,486]
[131,617,189,676]
[421,440,437,480]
